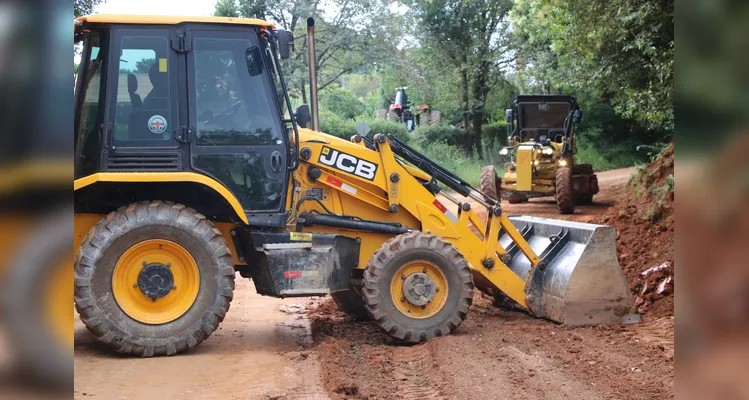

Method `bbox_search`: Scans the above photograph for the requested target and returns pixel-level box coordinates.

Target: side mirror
[276,30,293,60]
[295,104,311,128]
[505,108,513,123]
[573,109,583,123]
[245,46,264,76]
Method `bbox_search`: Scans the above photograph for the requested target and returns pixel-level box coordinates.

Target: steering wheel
[203,102,243,127]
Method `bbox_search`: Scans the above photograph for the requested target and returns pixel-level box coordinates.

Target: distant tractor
[481,95,598,214]
[376,87,441,131]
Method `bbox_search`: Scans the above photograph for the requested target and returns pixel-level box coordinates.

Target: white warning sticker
[148,115,168,134]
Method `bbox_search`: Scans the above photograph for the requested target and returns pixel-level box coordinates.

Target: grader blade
[499,216,637,325]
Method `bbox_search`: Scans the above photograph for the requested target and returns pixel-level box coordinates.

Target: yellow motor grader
[481,95,599,214]
[73,15,635,356]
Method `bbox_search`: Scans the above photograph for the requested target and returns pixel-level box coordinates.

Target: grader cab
[481,95,599,214]
[74,15,634,357]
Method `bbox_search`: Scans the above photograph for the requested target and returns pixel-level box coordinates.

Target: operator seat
[143,63,169,110]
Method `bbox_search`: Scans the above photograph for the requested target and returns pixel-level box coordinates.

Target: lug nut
[421,305,426,309]
[400,297,406,302]
[142,261,147,266]
[401,275,406,280]
[422,267,427,273]
[172,286,177,290]
[435,287,440,292]
[133,283,138,288]
[166,262,172,268]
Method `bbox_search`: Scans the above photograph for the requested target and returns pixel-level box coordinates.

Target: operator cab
[74,15,301,227]
[505,95,582,149]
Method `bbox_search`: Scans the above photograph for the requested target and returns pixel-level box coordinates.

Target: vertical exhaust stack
[307,17,320,131]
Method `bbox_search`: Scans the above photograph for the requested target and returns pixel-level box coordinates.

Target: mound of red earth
[596,143,674,318]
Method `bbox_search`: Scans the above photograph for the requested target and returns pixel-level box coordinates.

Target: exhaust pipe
[307,17,320,131]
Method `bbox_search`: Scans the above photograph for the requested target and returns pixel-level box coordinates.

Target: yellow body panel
[74,172,248,224]
[78,14,274,28]
[515,147,533,191]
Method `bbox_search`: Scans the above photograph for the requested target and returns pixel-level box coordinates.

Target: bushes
[481,121,509,147]
[319,86,366,120]
[575,133,641,171]
[412,125,471,152]
[319,112,409,143]
[415,141,502,187]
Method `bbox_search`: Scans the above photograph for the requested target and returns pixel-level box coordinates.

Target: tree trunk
[460,63,472,151]
[300,79,307,104]
[471,110,484,159]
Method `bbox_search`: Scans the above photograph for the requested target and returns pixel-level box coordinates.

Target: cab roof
[76,14,274,28]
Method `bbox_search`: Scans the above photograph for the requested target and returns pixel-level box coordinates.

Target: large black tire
[555,167,575,214]
[376,109,388,119]
[362,232,474,343]
[480,165,500,201]
[331,289,370,320]
[4,208,72,389]
[430,110,442,125]
[74,201,235,357]
[387,110,400,122]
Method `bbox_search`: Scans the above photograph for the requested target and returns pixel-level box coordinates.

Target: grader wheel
[362,232,474,343]
[74,201,235,357]
[480,165,500,201]
[555,167,575,214]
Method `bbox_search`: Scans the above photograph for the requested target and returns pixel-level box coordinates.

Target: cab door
[185,27,288,226]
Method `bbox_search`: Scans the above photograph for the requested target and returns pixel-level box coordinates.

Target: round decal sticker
[148,115,168,135]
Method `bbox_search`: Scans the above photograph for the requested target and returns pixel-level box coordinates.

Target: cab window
[112,32,175,145]
[193,36,281,146]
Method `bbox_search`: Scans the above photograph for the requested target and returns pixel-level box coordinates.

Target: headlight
[534,160,540,166]
[542,148,554,155]
[499,148,509,155]
[559,159,568,167]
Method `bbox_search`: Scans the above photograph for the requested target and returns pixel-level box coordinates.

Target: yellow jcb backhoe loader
[73,14,635,356]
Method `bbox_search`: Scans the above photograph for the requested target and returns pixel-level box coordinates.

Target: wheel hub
[402,273,436,306]
[137,263,175,300]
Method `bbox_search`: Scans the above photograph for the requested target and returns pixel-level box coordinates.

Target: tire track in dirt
[391,344,444,399]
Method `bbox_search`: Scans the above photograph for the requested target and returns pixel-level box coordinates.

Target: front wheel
[362,232,474,343]
[74,201,235,357]
[480,165,500,201]
[555,167,575,214]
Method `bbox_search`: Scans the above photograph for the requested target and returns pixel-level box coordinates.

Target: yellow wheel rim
[113,239,200,324]
[390,260,448,319]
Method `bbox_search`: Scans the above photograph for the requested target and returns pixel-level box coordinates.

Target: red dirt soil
[596,144,674,319]
[309,156,675,399]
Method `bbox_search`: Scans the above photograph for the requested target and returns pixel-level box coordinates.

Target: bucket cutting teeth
[500,216,638,325]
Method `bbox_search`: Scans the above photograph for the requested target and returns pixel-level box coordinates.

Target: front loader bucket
[500,216,637,325]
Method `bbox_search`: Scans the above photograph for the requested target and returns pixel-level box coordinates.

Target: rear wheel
[480,165,500,201]
[387,111,400,122]
[362,232,474,343]
[376,109,388,119]
[74,201,235,356]
[430,110,442,125]
[555,167,574,214]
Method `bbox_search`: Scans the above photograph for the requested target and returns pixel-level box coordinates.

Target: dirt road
[75,167,673,400]
[491,167,635,221]
[74,279,327,399]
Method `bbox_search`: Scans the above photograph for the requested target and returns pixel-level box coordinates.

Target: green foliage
[318,112,409,143]
[215,0,406,102]
[75,0,105,18]
[412,125,471,152]
[319,87,366,120]
[415,142,503,186]
[481,121,509,148]
[575,136,640,171]
[510,0,674,132]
